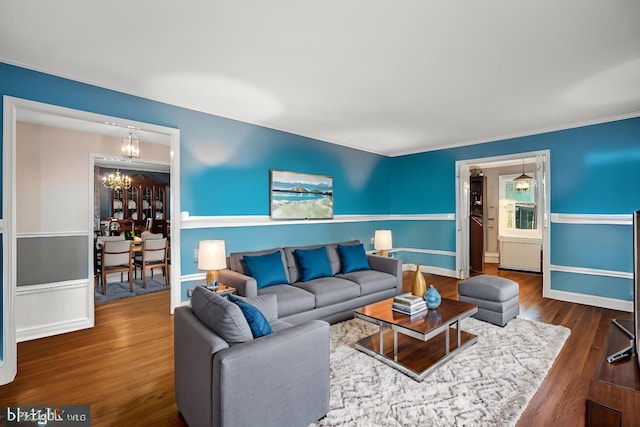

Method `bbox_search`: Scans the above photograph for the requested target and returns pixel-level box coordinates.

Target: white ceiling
[1,1,639,157]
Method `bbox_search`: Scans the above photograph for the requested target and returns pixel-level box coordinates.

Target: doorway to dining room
[94,160,171,304]
[3,96,181,386]
[8,98,180,329]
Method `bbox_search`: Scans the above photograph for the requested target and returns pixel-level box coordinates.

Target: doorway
[455,151,550,286]
[94,161,171,303]
[1,96,181,385]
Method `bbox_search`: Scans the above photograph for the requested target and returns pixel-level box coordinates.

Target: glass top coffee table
[353,297,478,381]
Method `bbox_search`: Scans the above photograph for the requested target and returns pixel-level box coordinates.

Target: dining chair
[134,238,169,288]
[97,240,134,295]
[141,231,163,240]
[94,235,126,285]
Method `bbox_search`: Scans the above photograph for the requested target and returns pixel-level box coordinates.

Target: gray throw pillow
[230,293,278,323]
[190,286,253,344]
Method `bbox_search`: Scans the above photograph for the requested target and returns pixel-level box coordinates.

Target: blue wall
[0,62,391,319]
[1,60,639,361]
[182,125,390,216]
[389,118,640,302]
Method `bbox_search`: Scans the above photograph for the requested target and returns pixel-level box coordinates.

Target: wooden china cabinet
[109,174,167,235]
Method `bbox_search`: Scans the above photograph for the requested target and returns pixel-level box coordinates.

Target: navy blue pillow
[228,294,273,338]
[338,243,371,273]
[243,251,288,289]
[295,247,333,282]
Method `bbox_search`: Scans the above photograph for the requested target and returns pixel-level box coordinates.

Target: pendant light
[122,129,140,158]
[513,158,532,191]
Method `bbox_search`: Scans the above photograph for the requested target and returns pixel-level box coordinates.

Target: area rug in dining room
[310,317,570,427]
[94,277,169,303]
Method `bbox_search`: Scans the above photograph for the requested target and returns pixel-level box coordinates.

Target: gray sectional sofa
[175,288,330,427]
[219,240,403,324]
[174,240,402,426]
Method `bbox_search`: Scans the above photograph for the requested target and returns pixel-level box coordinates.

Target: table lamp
[374,230,392,257]
[198,240,227,289]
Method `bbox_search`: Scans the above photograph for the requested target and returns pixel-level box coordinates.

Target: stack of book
[392,293,427,315]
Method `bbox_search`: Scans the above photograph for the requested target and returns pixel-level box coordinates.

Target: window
[515,203,536,229]
[499,174,537,231]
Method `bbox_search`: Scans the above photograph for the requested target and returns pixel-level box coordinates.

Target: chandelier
[122,129,140,158]
[513,158,532,191]
[103,169,132,191]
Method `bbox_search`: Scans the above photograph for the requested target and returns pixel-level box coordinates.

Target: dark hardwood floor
[0,266,631,426]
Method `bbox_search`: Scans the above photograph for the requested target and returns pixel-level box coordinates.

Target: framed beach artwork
[269,170,334,220]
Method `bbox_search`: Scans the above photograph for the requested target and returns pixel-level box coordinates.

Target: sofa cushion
[295,247,333,281]
[190,286,253,344]
[284,240,360,283]
[337,270,397,296]
[257,284,316,318]
[293,277,361,307]
[228,295,273,338]
[243,251,289,289]
[229,293,278,323]
[269,319,294,333]
[228,248,291,283]
[338,243,370,273]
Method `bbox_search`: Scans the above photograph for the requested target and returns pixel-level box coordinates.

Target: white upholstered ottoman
[457,275,519,327]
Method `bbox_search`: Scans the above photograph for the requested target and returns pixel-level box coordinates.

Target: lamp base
[378,250,389,257]
[206,270,219,289]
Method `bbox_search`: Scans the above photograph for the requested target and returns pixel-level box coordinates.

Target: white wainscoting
[546,213,634,311]
[15,279,93,342]
[402,263,458,278]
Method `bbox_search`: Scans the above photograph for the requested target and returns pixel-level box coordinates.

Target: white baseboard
[16,280,94,342]
[403,263,458,279]
[485,252,499,264]
[543,288,633,313]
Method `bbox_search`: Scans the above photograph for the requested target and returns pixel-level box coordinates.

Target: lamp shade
[374,230,393,251]
[198,240,227,271]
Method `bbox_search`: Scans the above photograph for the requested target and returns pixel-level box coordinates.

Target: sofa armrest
[214,320,330,427]
[218,269,258,297]
[368,254,403,294]
[174,306,230,427]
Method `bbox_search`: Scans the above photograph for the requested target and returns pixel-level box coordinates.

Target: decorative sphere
[424,285,442,309]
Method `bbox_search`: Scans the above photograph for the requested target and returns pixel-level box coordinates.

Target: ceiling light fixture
[513,158,532,191]
[103,169,132,191]
[122,129,140,158]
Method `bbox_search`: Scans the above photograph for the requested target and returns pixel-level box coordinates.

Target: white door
[456,162,471,279]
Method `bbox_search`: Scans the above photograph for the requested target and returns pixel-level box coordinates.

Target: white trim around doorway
[455,150,551,290]
[1,96,181,386]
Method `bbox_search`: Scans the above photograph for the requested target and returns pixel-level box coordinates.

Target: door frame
[1,96,181,385]
[455,150,550,284]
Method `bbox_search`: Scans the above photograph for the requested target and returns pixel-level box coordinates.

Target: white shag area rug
[310,316,570,427]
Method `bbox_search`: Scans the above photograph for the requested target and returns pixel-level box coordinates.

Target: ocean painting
[270,170,333,220]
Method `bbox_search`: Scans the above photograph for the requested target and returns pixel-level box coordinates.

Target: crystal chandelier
[103,169,132,191]
[122,129,140,158]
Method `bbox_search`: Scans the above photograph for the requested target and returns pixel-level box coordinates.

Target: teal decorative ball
[424,285,442,309]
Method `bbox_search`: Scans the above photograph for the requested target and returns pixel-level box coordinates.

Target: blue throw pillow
[295,247,333,282]
[228,294,273,338]
[243,251,288,289]
[338,243,371,273]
